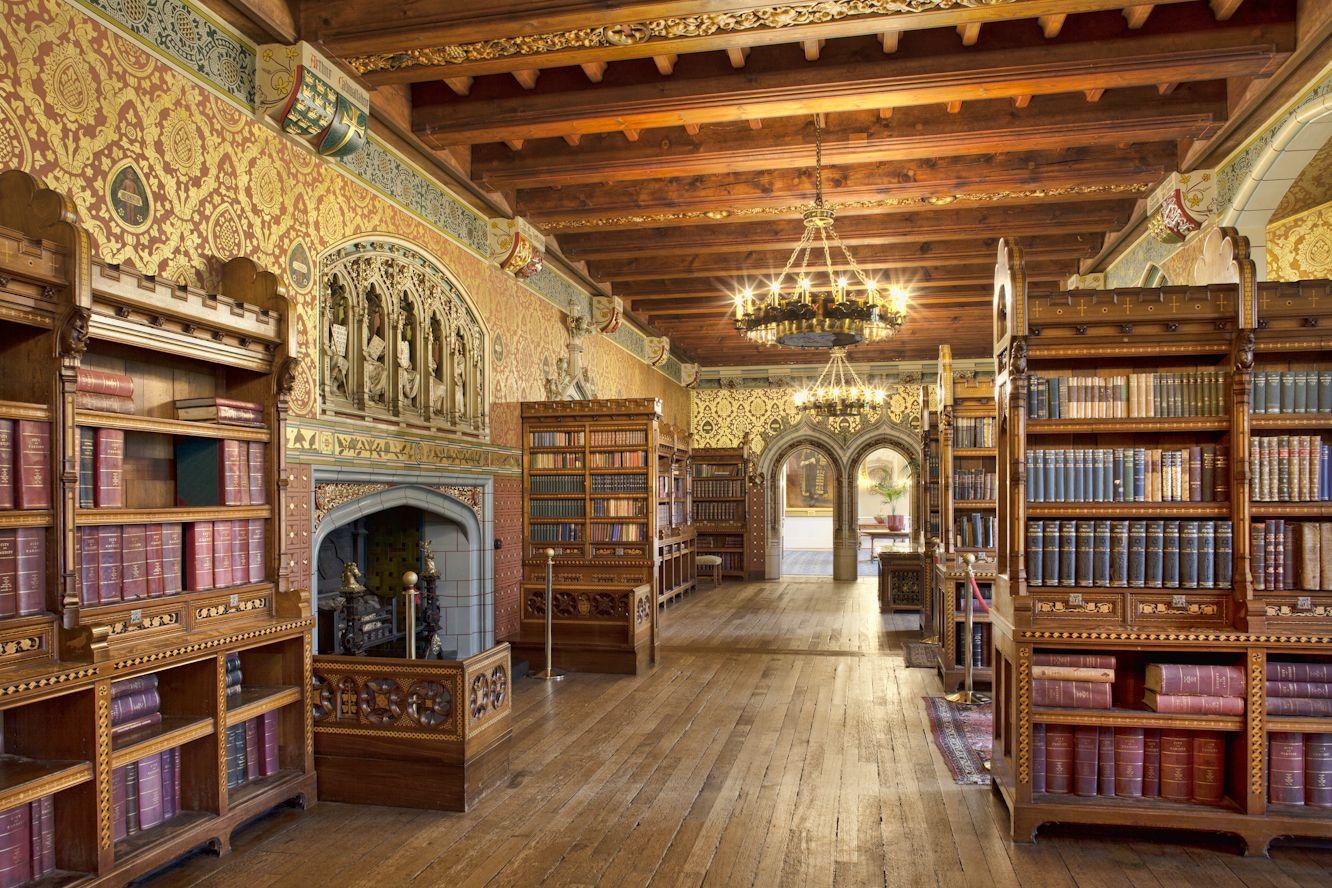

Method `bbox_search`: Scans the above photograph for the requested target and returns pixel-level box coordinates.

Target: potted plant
[869,466,909,532]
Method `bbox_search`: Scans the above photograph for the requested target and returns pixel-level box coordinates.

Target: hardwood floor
[153,578,1332,887]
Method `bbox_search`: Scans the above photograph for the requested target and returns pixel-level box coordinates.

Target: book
[1098,726,1116,796]
[74,391,136,414]
[145,523,164,598]
[1159,730,1193,802]
[1145,664,1245,697]
[248,519,264,584]
[110,674,158,697]
[262,711,279,776]
[31,795,53,879]
[110,711,163,739]
[1045,724,1073,794]
[162,523,183,595]
[1031,665,1114,683]
[78,426,95,508]
[223,439,248,506]
[136,753,165,831]
[77,368,134,398]
[94,428,125,508]
[124,761,140,835]
[161,749,178,820]
[1268,661,1332,682]
[0,531,16,618]
[1033,653,1117,669]
[1143,729,1161,798]
[98,525,122,603]
[1191,732,1225,804]
[14,421,49,510]
[0,420,12,510]
[0,798,31,887]
[120,524,146,601]
[109,686,160,726]
[1267,681,1332,698]
[173,396,262,411]
[184,522,213,591]
[1032,724,1046,793]
[1114,726,1145,798]
[244,717,261,781]
[1144,690,1245,716]
[112,764,127,841]
[1268,697,1332,717]
[1073,726,1099,796]
[248,442,266,505]
[1269,732,1305,805]
[213,519,233,588]
[1032,680,1112,709]
[79,526,98,606]
[1306,732,1332,808]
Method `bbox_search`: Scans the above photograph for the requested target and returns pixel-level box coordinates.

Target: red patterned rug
[923,696,993,785]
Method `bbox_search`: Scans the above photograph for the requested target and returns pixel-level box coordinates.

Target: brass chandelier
[732,115,909,348]
[793,348,886,417]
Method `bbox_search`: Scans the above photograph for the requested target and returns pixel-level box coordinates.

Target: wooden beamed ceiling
[304,0,1295,365]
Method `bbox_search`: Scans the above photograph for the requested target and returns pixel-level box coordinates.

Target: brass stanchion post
[402,571,419,660]
[535,548,566,681]
[945,553,990,706]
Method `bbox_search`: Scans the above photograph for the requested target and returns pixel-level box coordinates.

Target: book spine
[248,519,265,584]
[1306,732,1332,808]
[184,522,214,592]
[1191,731,1226,804]
[1269,662,1332,683]
[248,442,266,505]
[98,525,122,603]
[222,439,247,507]
[1075,521,1093,587]
[1045,725,1073,794]
[76,368,135,398]
[1026,521,1043,586]
[1159,730,1193,802]
[262,710,279,776]
[1269,732,1306,805]
[1073,726,1099,797]
[1032,680,1112,709]
[161,749,177,820]
[1032,724,1046,793]
[0,802,31,887]
[1031,666,1115,682]
[1033,654,1117,669]
[0,420,12,511]
[1180,520,1199,589]
[162,523,183,595]
[245,717,261,781]
[110,674,159,697]
[110,712,163,739]
[1114,726,1145,798]
[136,753,165,831]
[112,764,127,842]
[109,688,161,726]
[1267,681,1332,698]
[1111,520,1129,586]
[1098,726,1116,796]
[14,421,49,510]
[1150,664,1246,697]
[145,524,164,598]
[12,529,42,617]
[1143,729,1161,797]
[1267,697,1332,717]
[94,428,125,509]
[0,531,22,618]
[78,426,95,508]
[1128,520,1146,588]
[79,526,98,606]
[1043,520,1060,586]
[74,391,136,414]
[1147,694,1245,716]
[120,524,146,601]
[124,759,140,835]
[213,519,233,588]
[1059,521,1076,588]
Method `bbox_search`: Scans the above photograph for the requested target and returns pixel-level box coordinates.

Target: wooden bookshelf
[517,399,666,674]
[937,345,998,562]
[691,446,751,581]
[988,231,1332,854]
[656,423,697,605]
[0,171,313,885]
[933,559,995,690]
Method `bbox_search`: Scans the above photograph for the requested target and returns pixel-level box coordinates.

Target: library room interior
[4,0,1332,885]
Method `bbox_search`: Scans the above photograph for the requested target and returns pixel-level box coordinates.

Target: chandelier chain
[814,115,824,208]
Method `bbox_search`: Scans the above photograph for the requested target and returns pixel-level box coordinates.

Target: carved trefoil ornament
[1146,170,1216,245]
[487,216,545,279]
[543,313,597,400]
[591,295,624,334]
[256,42,370,159]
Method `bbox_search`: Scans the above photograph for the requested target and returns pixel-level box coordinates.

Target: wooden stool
[696,555,723,586]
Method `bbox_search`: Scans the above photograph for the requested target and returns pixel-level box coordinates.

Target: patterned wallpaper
[1267,203,1332,281]
[0,0,688,446]
[1269,141,1332,226]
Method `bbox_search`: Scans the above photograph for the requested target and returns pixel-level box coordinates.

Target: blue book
[1128,520,1147,588]
[1145,519,1164,587]
[1281,372,1295,413]
[1112,450,1124,502]
[1026,452,1037,501]
[1198,520,1216,589]
[1074,450,1085,503]
[1216,521,1232,588]
[1043,520,1061,586]
[1060,521,1077,588]
[1252,371,1265,413]
[1100,449,1114,504]
[1320,370,1332,413]
[1180,520,1200,589]
[1295,371,1308,414]
[1027,521,1043,586]
[1163,521,1181,588]
[1076,521,1093,587]
[1062,450,1075,504]
[1133,448,1146,502]
[1110,520,1130,587]
[1093,520,1111,586]
[1052,451,1064,502]
[1044,451,1056,502]
[1265,373,1280,414]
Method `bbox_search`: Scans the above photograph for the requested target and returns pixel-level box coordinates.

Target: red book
[120,525,146,601]
[222,439,247,506]
[1098,727,1116,796]
[1268,662,1332,683]
[1269,732,1305,805]
[0,531,16,618]
[248,519,265,584]
[111,764,127,842]
[1032,680,1112,709]
[1033,653,1116,669]
[248,442,266,505]
[1267,681,1332,699]
[1268,697,1332,717]
[261,711,279,776]
[145,524,164,598]
[244,717,261,781]
[98,525,122,603]
[1305,732,1332,808]
[212,520,233,588]
[1114,726,1145,797]
[1192,732,1225,804]
[1073,726,1099,796]
[161,523,183,595]
[184,522,213,592]
[1144,691,1245,716]
[136,754,164,831]
[230,519,244,585]
[14,528,43,616]
[1159,730,1193,802]
[1031,724,1046,793]
[0,419,13,509]
[161,749,177,820]
[1045,724,1073,794]
[110,675,158,698]
[74,391,136,414]
[79,526,98,606]
[76,368,134,399]
[94,428,125,509]
[109,687,160,726]
[1146,663,1245,698]
[14,421,49,510]
[1143,729,1161,797]
[32,796,53,878]
[0,800,31,888]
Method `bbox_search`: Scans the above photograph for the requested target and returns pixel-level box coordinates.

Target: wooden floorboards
[152,578,1332,887]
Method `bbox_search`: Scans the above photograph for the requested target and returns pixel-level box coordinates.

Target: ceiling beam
[411,20,1290,144]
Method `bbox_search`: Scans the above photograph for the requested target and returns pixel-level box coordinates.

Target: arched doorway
[757,430,850,580]
[852,445,916,577]
[779,446,836,576]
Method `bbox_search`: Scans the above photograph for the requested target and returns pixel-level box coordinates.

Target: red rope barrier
[968,572,990,614]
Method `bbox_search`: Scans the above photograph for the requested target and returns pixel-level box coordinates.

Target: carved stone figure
[398,296,420,406]
[364,288,387,406]
[325,278,351,399]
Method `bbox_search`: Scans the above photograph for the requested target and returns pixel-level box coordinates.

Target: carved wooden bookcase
[691,446,750,582]
[0,171,314,886]
[937,343,998,562]
[656,423,697,605]
[517,399,663,674]
[989,230,1332,853]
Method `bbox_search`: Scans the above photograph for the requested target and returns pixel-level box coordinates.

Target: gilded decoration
[312,481,485,527]
[1268,202,1332,282]
[288,423,521,473]
[347,0,1022,74]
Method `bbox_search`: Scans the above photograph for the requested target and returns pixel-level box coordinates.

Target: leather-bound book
[1180,520,1199,589]
[1191,732,1225,804]
[1033,680,1112,709]
[136,754,164,831]
[226,724,247,789]
[120,524,146,601]
[1201,445,1215,503]
[93,428,124,509]
[1158,730,1193,802]
[1111,520,1129,586]
[1045,725,1073,794]
[1267,680,1332,698]
[1075,521,1093,587]
[1145,520,1164,587]
[98,525,122,603]
[163,749,180,820]
[1283,522,1296,590]
[1214,445,1229,501]
[1295,523,1321,591]
[0,801,30,888]
[111,674,158,697]
[183,522,213,592]
[1143,729,1161,797]
[1216,521,1232,589]
[1268,662,1332,683]
[245,717,261,781]
[109,686,161,726]
[0,418,13,510]
[1269,732,1306,805]
[1306,732,1332,808]
[1265,520,1279,591]
[161,523,183,595]
[1059,521,1076,588]
[1251,522,1266,591]
[248,442,266,505]
[248,519,264,584]
[14,420,49,510]
[0,531,16,618]
[1031,724,1046,793]
[77,426,95,508]
[1034,653,1117,669]
[1114,726,1145,797]
[1268,697,1332,717]
[1073,726,1099,796]
[1144,691,1244,716]
[1322,524,1332,592]
[212,520,233,588]
[33,795,53,877]
[145,524,164,598]
[1043,520,1060,586]
[262,711,279,776]
[124,761,140,835]
[1198,520,1215,589]
[1146,663,1245,697]
[174,438,224,507]
[1188,446,1203,502]
[1026,521,1043,586]
[112,764,127,842]
[1032,665,1114,683]
[77,368,134,398]
[79,526,98,606]
[74,391,135,414]
[222,439,247,506]
[229,519,245,585]
[1098,727,1115,796]
[1093,519,1111,586]
[1163,520,1181,589]
[14,529,43,616]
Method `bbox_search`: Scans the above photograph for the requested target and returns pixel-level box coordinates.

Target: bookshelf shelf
[110,716,216,768]
[0,755,93,811]
[0,399,51,422]
[112,811,212,864]
[1031,706,1245,731]
[954,500,997,509]
[74,409,271,442]
[1025,502,1230,518]
[1265,715,1332,733]
[228,768,304,807]
[1249,503,1332,518]
[74,505,274,525]
[953,447,997,457]
[0,510,53,528]
[1249,413,1332,429]
[1027,417,1229,434]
